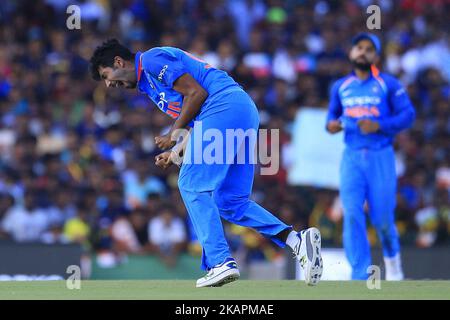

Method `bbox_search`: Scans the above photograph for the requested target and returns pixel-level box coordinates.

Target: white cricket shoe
[294,227,323,286]
[196,258,240,288]
[384,253,404,281]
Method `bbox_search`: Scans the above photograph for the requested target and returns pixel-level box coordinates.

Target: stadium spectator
[148,204,187,268]
[0,190,48,242]
[0,193,15,239]
[63,209,91,245]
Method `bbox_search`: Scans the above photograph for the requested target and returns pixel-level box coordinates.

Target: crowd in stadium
[0,0,448,268]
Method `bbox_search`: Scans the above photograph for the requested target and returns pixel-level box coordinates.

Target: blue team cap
[352,32,381,55]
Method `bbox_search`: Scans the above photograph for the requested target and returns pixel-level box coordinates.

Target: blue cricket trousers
[178,90,290,270]
[340,146,401,279]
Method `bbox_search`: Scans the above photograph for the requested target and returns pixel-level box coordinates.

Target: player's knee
[213,192,233,211]
[343,210,366,227]
[214,192,249,214]
[372,219,392,234]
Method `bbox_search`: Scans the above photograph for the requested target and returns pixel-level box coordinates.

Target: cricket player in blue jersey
[326,33,415,280]
[89,39,323,287]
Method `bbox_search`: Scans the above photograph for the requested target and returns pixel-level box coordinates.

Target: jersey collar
[135,51,145,93]
[350,65,387,93]
[135,51,143,84]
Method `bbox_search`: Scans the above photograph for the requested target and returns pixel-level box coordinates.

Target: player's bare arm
[154,74,208,150]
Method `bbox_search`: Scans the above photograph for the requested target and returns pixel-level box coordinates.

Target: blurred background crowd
[0,0,448,269]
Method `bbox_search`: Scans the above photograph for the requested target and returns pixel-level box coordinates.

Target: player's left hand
[155,132,176,150]
[155,151,175,169]
[357,119,380,134]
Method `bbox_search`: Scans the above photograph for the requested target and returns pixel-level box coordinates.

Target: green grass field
[0,280,449,300]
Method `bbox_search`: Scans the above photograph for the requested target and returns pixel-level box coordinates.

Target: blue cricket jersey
[327,66,416,150]
[135,47,243,126]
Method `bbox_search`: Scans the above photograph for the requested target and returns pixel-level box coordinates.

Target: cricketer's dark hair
[89,39,134,81]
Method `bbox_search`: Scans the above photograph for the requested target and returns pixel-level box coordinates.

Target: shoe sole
[304,227,323,286]
[211,273,240,287]
[196,269,240,288]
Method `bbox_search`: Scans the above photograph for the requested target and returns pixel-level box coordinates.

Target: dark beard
[351,60,371,71]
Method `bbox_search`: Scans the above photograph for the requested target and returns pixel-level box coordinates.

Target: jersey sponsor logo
[341,95,381,107]
[158,64,169,82]
[344,106,380,118]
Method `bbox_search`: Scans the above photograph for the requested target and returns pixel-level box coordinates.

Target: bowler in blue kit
[89,39,324,287]
[326,33,415,280]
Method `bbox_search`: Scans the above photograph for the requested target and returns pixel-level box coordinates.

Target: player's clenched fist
[155,133,177,150]
[326,120,343,134]
[155,150,183,169]
[357,119,380,134]
[155,151,174,169]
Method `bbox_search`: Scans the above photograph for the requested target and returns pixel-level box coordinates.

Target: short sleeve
[141,48,188,88]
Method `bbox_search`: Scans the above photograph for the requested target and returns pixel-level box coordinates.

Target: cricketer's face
[98,56,137,89]
[349,39,378,71]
